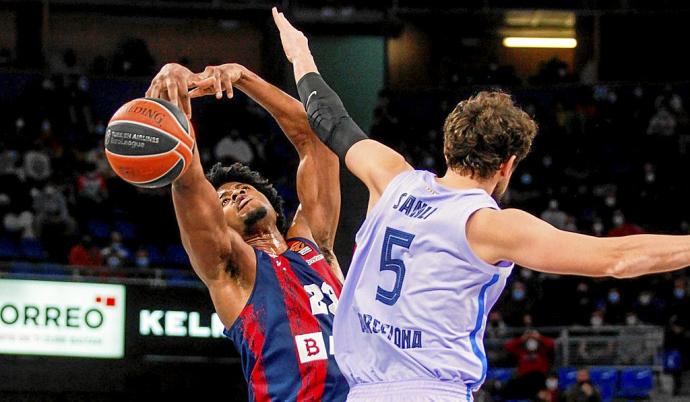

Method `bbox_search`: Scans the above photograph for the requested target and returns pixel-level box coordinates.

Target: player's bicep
[469,208,619,277]
[344,139,413,209]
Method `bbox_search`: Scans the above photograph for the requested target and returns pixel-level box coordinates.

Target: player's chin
[242,206,269,232]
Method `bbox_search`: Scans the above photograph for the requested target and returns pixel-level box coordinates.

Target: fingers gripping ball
[105,98,195,188]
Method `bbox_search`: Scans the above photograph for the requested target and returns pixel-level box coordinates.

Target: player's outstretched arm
[189,63,344,281]
[272,7,413,210]
[467,208,690,278]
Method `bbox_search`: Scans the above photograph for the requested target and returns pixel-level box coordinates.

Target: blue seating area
[487,367,516,385]
[557,366,654,401]
[0,237,47,261]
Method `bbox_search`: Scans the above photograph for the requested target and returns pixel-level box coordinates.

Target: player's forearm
[171,155,232,281]
[234,64,313,149]
[609,234,690,278]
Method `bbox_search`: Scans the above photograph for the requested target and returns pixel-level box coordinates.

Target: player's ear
[499,155,517,177]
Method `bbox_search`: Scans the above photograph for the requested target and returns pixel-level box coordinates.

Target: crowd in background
[2,46,690,398]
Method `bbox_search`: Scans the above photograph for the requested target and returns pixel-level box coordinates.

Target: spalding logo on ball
[105,97,195,188]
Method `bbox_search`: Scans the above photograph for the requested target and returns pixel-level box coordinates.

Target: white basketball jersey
[333,170,513,395]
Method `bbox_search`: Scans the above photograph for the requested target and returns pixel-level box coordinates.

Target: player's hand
[272,7,310,64]
[188,64,245,100]
[146,63,213,118]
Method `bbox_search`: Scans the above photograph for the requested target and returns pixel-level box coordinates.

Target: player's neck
[244,227,288,255]
[437,169,498,195]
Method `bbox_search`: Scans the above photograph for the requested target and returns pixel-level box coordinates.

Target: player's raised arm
[272,8,413,210]
[148,64,256,287]
[467,207,690,278]
[190,63,344,281]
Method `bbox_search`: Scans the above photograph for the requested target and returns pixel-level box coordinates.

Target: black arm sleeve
[297,72,368,161]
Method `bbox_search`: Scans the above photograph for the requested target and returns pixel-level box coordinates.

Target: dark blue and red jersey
[224,237,349,402]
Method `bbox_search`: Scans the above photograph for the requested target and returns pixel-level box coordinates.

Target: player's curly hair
[206,162,287,234]
[443,91,538,180]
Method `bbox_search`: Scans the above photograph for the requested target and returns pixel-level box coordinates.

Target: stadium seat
[165,244,190,267]
[9,261,36,275]
[114,220,136,241]
[144,245,165,267]
[0,237,19,259]
[19,238,46,261]
[558,367,578,390]
[617,367,653,398]
[589,367,618,402]
[87,219,111,240]
[486,367,515,384]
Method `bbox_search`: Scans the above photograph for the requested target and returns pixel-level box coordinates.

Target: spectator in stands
[604,287,625,324]
[540,199,568,229]
[667,278,690,319]
[486,311,508,339]
[502,330,556,399]
[501,281,535,327]
[101,231,130,268]
[664,314,688,396]
[537,373,560,402]
[23,144,52,184]
[2,206,35,241]
[573,281,595,326]
[32,183,75,261]
[134,247,150,268]
[606,211,644,237]
[634,290,665,325]
[563,369,602,402]
[213,128,254,165]
[68,236,102,267]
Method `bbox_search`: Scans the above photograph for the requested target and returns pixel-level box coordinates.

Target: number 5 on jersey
[377,227,415,306]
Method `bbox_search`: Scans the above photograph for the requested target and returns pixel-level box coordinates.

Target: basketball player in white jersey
[274,8,690,401]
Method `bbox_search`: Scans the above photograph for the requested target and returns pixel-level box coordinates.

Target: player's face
[217,181,277,235]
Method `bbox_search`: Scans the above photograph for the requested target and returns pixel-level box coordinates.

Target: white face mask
[591,315,603,327]
[526,338,539,351]
[639,294,652,305]
[626,315,638,326]
[546,378,559,390]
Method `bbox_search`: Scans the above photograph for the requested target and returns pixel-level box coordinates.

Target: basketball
[105,97,195,188]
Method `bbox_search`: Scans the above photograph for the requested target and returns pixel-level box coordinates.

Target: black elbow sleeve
[297,72,367,160]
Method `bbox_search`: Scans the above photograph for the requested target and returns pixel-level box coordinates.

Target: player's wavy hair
[443,91,538,179]
[206,162,288,234]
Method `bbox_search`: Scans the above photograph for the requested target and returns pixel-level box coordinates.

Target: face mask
[546,378,558,391]
[520,269,533,280]
[639,294,652,305]
[626,315,638,326]
[593,222,604,235]
[512,289,525,301]
[605,196,617,207]
[591,316,603,327]
[525,338,538,351]
[608,291,620,304]
[136,257,149,268]
[674,288,686,299]
[613,214,624,226]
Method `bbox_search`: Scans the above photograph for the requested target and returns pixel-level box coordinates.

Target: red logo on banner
[95,296,116,307]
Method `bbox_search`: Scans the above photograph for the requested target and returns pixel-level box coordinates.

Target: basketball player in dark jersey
[146,63,349,401]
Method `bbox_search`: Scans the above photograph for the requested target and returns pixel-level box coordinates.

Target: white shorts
[347,379,473,402]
